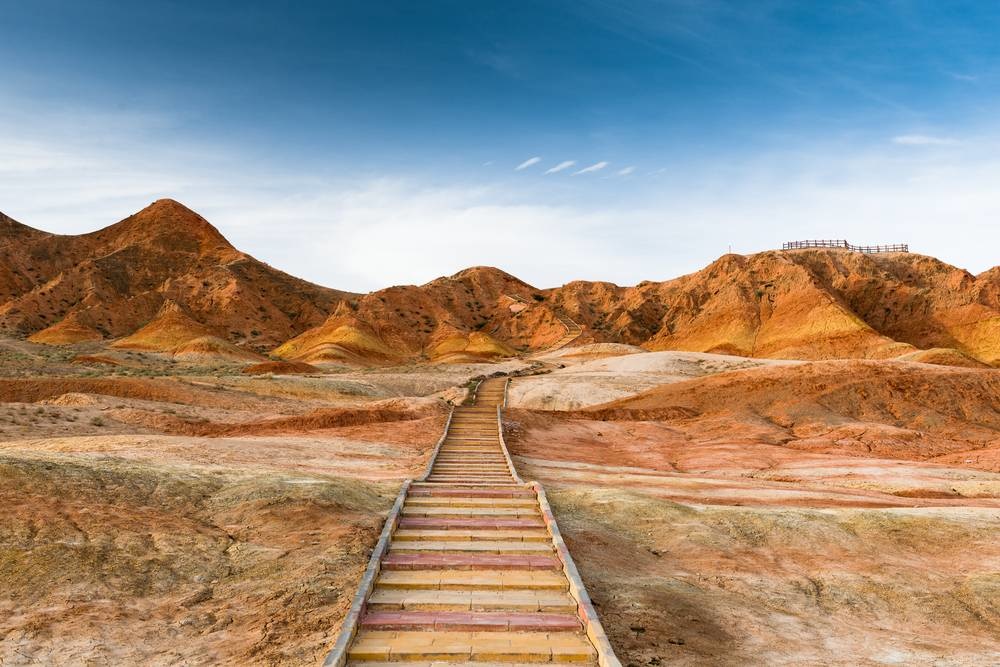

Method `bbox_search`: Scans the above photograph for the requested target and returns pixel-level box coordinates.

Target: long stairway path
[325,378,618,666]
[503,294,582,351]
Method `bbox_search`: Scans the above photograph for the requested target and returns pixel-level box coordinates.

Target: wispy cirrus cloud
[515,156,542,170]
[575,161,608,174]
[617,165,636,176]
[892,134,959,146]
[545,160,576,174]
[6,91,1000,295]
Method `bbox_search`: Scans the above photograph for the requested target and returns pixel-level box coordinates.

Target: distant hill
[0,199,351,352]
[543,250,1000,365]
[2,200,998,366]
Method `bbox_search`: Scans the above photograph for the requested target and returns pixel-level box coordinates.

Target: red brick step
[381,552,561,571]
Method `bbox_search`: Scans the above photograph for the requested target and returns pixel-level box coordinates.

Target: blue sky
[2,1,1000,290]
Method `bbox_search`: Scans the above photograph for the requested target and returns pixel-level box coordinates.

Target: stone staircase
[504,295,582,352]
[549,314,582,351]
[324,378,618,666]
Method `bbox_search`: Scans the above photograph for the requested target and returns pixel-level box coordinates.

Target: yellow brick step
[367,589,577,612]
[424,472,514,477]
[432,461,507,466]
[348,630,596,663]
[423,479,517,485]
[423,475,515,480]
[427,475,515,486]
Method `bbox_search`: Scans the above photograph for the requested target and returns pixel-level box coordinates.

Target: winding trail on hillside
[325,377,619,666]
[505,294,583,351]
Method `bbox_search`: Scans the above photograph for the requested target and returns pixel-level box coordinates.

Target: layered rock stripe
[331,378,617,665]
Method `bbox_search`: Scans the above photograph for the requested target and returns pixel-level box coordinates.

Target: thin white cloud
[4,91,1000,295]
[545,160,576,174]
[515,156,541,170]
[482,161,494,166]
[575,161,609,175]
[949,73,978,82]
[617,166,636,176]
[892,134,959,146]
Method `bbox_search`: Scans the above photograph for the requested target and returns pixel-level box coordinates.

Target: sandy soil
[0,452,397,666]
[0,348,453,666]
[548,486,1000,666]
[503,359,1000,665]
[4,341,1000,665]
[508,350,797,410]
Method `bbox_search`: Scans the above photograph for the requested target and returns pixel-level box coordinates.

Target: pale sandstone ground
[2,340,999,665]
[548,488,1000,667]
[1,453,395,666]
[0,420,449,665]
[503,348,1000,665]
[0,340,489,666]
[509,349,798,410]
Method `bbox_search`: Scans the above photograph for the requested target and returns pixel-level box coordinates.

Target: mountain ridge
[2,200,998,366]
[0,199,353,350]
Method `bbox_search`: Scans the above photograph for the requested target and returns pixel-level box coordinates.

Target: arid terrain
[0,345,521,665]
[2,340,998,665]
[5,200,1000,366]
[2,201,999,665]
[506,350,1000,665]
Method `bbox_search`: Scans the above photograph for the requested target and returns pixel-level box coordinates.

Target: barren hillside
[3,201,999,366]
[0,200,351,352]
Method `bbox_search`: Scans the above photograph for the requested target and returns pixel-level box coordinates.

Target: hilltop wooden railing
[782,240,908,254]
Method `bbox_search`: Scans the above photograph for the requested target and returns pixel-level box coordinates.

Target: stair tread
[368,589,575,611]
[393,530,550,542]
[349,630,597,661]
[375,570,569,591]
[361,611,582,631]
[390,540,553,553]
[383,552,561,570]
[341,379,602,665]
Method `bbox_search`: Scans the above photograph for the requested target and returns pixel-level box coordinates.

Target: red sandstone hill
[273,267,561,363]
[0,200,352,352]
[540,250,1000,366]
[278,249,1000,366]
[2,200,999,366]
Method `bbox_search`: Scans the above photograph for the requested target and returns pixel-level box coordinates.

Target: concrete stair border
[322,481,411,667]
[323,376,621,667]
